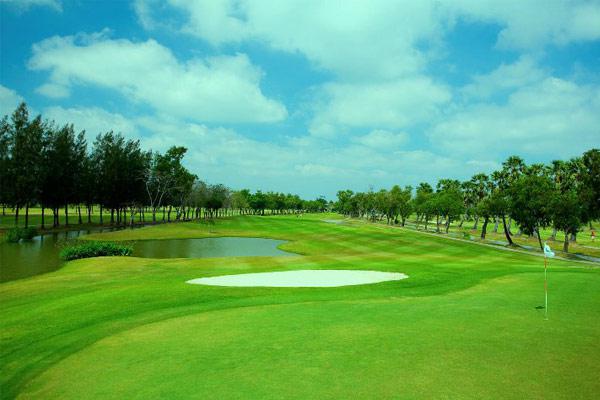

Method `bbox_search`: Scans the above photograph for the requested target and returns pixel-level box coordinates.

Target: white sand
[186,269,408,287]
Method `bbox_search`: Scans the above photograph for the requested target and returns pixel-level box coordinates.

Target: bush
[5,227,38,243]
[20,227,38,240]
[60,241,133,261]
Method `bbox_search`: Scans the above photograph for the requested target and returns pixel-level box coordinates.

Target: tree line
[336,153,599,253]
[0,103,327,229]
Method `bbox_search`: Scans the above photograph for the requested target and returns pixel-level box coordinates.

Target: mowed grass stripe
[1,214,597,399]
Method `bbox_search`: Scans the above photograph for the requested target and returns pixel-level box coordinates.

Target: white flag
[543,243,555,258]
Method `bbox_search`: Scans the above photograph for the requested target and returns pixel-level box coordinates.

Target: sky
[1,0,599,199]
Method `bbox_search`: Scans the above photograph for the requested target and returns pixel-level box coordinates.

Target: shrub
[20,227,38,240]
[60,241,133,261]
[5,227,38,243]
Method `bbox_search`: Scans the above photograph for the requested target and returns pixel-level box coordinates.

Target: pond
[0,228,122,283]
[0,233,292,283]
[132,237,291,259]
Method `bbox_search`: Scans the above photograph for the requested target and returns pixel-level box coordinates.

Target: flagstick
[544,255,548,320]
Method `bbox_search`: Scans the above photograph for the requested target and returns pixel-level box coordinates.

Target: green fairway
[1,214,599,399]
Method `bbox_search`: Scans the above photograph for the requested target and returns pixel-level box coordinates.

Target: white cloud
[0,85,24,117]
[430,77,600,158]
[133,0,600,144]
[138,0,600,79]
[133,114,485,197]
[310,77,451,135]
[2,97,502,197]
[352,130,409,149]
[461,55,547,99]
[0,0,61,12]
[28,32,287,123]
[140,0,447,80]
[35,83,70,98]
[451,0,600,49]
[43,106,140,146]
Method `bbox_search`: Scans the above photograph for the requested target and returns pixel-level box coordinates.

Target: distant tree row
[336,152,600,253]
[0,103,324,229]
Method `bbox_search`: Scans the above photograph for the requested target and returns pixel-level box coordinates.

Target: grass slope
[1,214,599,399]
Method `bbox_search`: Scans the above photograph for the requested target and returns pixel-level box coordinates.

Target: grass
[1,213,599,399]
[2,207,598,258]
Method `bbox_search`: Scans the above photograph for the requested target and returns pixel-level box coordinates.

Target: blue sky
[1,0,599,199]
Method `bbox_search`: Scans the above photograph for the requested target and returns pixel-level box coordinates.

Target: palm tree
[490,169,514,245]
[501,155,526,235]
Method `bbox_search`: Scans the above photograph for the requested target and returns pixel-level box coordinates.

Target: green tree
[7,103,44,227]
[231,189,251,215]
[551,190,584,252]
[490,169,514,245]
[414,182,433,230]
[476,190,507,239]
[581,149,600,226]
[466,173,490,229]
[435,185,464,233]
[0,116,11,216]
[508,174,555,251]
[145,146,189,223]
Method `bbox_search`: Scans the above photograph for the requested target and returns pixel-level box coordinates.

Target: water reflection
[0,227,126,282]
[132,237,291,259]
[1,233,291,282]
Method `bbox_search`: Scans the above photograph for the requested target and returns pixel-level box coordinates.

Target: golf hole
[186,269,408,287]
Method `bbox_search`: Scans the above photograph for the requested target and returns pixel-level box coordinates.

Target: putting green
[2,214,599,399]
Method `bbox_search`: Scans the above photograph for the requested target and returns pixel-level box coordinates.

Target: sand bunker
[186,269,408,287]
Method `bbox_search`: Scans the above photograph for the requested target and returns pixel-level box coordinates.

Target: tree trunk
[493,217,499,233]
[480,216,489,239]
[100,205,103,225]
[41,206,45,230]
[563,230,569,253]
[25,204,29,228]
[436,215,440,232]
[87,205,92,223]
[502,215,514,245]
[14,206,19,226]
[445,218,451,233]
[168,205,172,222]
[472,215,479,230]
[507,217,513,235]
[78,206,82,224]
[65,204,69,226]
[550,228,557,240]
[536,228,544,251]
